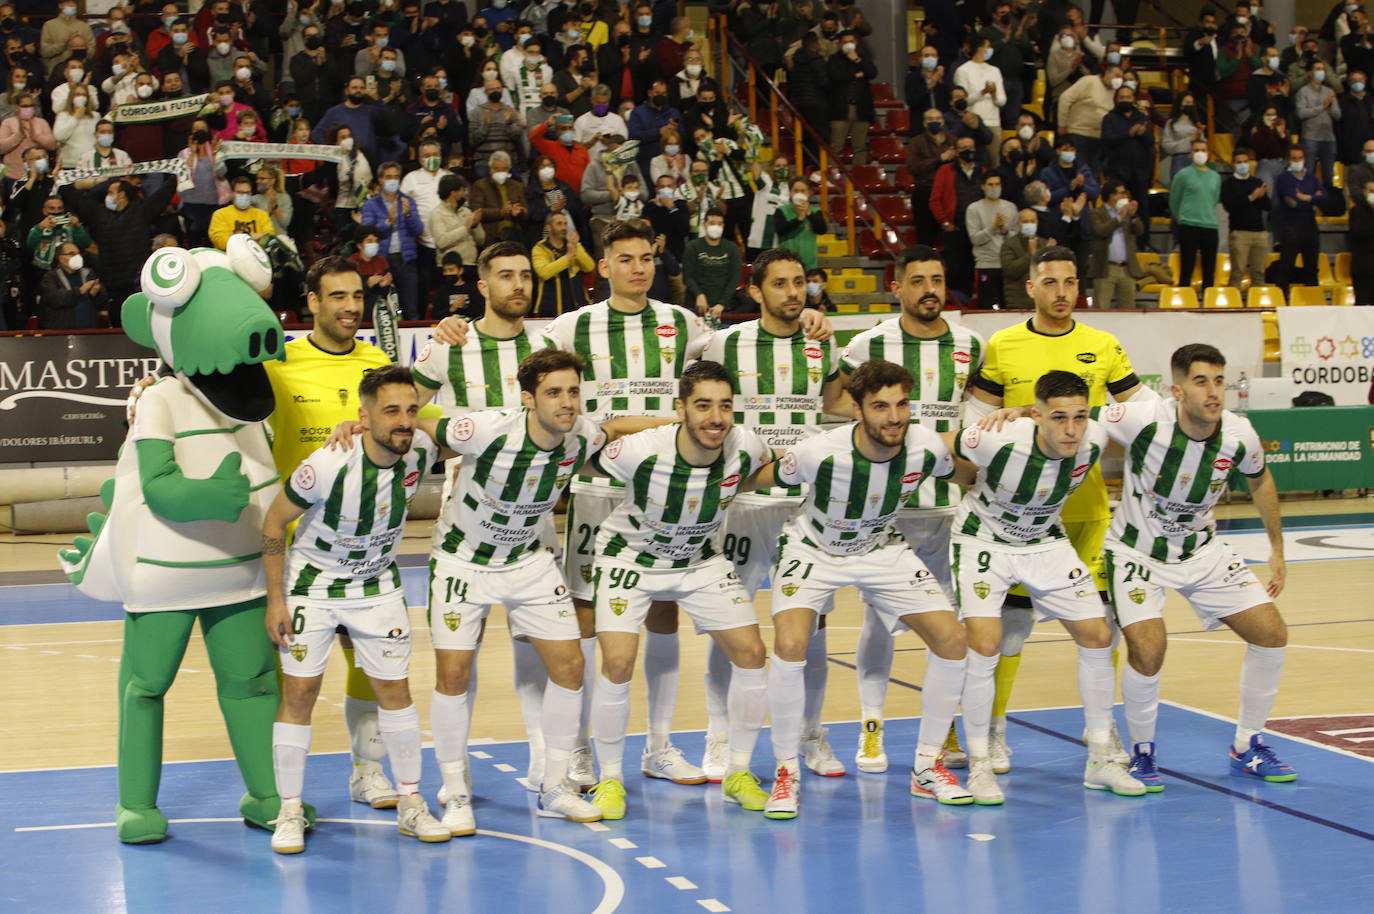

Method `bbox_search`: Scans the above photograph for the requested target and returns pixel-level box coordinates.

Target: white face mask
[1109,76,1123,89]
[112,63,126,77]
[482,69,498,81]
[1314,69,1327,83]
[685,64,702,78]
[69,68,84,82]
[538,166,555,182]
[1060,35,1075,50]
[234,192,252,209]
[1114,196,1130,210]
[492,171,510,185]
[1367,192,1374,207]
[72,95,87,108]
[1267,56,1279,69]
[136,84,153,98]
[362,241,380,258]
[1235,161,1252,177]
[1020,221,1037,236]
[841,42,857,54]
[235,67,251,82]
[460,35,475,47]
[97,133,114,147]
[704,223,723,240]
[806,281,822,298]
[791,193,809,206]
[215,41,231,56]
[1018,125,1034,141]
[339,136,355,151]
[67,253,84,271]
[1193,150,1209,166]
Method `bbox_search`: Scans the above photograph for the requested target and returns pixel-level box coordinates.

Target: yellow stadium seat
[1159,286,1199,309]
[816,234,849,258]
[1293,252,1336,289]
[1331,285,1356,306]
[1247,285,1286,308]
[1262,311,1279,361]
[1335,252,1352,283]
[1168,252,1230,287]
[1288,285,1327,306]
[832,269,877,293]
[1333,161,1345,189]
[1204,287,1242,308]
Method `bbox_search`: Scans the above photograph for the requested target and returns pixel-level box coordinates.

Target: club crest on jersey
[869,493,882,508]
[337,388,349,406]
[972,581,990,599]
[779,364,790,380]
[656,325,678,363]
[955,372,968,388]
[808,364,821,382]
[1104,404,1126,423]
[630,345,642,361]
[687,497,700,513]
[1076,352,1097,364]
[1180,474,1192,489]
[556,474,571,489]
[1128,587,1146,605]
[289,643,308,662]
[963,427,982,448]
[580,564,594,583]
[417,342,433,363]
[452,417,475,441]
[603,438,624,460]
[609,597,628,615]
[781,583,799,596]
[443,610,461,631]
[504,373,517,390]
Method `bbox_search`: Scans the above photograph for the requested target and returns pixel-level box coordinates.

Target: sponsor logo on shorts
[294,464,316,490]
[972,580,990,599]
[1076,352,1097,364]
[289,643,308,662]
[443,610,461,631]
[902,471,924,484]
[781,583,799,597]
[580,564,594,582]
[452,417,475,442]
[1071,463,1091,478]
[403,471,420,487]
[1213,458,1234,471]
[609,597,628,615]
[1074,589,1092,599]
[1128,587,1146,605]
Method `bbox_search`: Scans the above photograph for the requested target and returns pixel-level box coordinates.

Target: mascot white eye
[226,234,272,292]
[141,247,201,312]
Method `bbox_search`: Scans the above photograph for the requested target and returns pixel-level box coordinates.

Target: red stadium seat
[871,81,902,108]
[871,136,906,164]
[858,229,893,260]
[884,108,911,136]
[892,165,916,190]
[874,196,914,226]
[827,194,869,224]
[850,165,891,193]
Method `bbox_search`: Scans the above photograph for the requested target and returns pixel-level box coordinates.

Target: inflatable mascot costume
[60,236,311,843]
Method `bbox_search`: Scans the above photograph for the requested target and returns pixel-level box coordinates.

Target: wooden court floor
[2,496,1370,773]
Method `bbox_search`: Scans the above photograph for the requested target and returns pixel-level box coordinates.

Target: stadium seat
[1331,284,1356,306]
[857,229,895,260]
[850,165,891,194]
[873,196,914,226]
[828,194,869,224]
[1335,252,1351,283]
[1159,286,1200,309]
[892,165,916,190]
[1204,287,1242,308]
[884,108,911,136]
[832,268,878,293]
[871,136,906,164]
[1288,285,1327,306]
[871,81,902,108]
[816,233,850,257]
[1167,252,1230,287]
[1247,285,1286,308]
[1262,311,1280,361]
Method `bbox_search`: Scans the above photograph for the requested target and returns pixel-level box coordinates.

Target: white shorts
[564,484,620,600]
[280,592,410,680]
[891,509,956,600]
[952,537,1105,623]
[1104,537,1268,631]
[429,549,580,651]
[594,555,760,635]
[772,533,952,634]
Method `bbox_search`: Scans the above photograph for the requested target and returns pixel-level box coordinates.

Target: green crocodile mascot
[59,237,312,844]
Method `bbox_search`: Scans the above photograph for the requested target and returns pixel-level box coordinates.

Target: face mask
[416,155,438,172]
[235,66,253,82]
[516,33,531,45]
[17,106,32,119]
[537,165,556,182]
[494,0,507,7]
[382,178,400,194]
[623,188,641,200]
[704,223,723,239]
[340,136,355,150]
[591,103,609,116]
[959,148,976,161]
[374,36,389,49]
[234,192,252,209]
[1125,79,1139,90]
[492,171,509,185]
[1289,32,1298,44]
[1193,150,1209,166]
[1315,70,1327,83]
[664,144,680,156]
[1365,152,1374,164]
[487,90,503,103]
[541,96,558,108]
[219,93,234,107]
[1236,15,1249,24]
[685,29,695,40]
[482,69,498,80]
[922,56,937,71]
[112,63,127,78]
[62,5,77,16]
[69,68,84,82]
[791,192,809,206]
[1266,55,1279,69]
[460,34,475,46]
[67,253,84,271]
[796,281,817,299]
[926,121,943,134]
[1114,196,1130,211]
[1020,221,1036,236]
[685,64,702,78]
[566,28,581,42]
[164,14,178,28]
[136,84,154,99]
[97,133,114,147]
[173,32,189,45]
[1367,193,1374,207]
[379,59,397,73]
[1060,35,1075,50]
[526,53,542,68]
[1117,101,1134,114]
[438,77,448,89]
[1109,76,1123,89]
[1356,81,1368,92]
[1289,161,1304,173]
[985,186,1001,199]
[1235,161,1252,177]
[657,187,674,200]
[68,92,89,108]
[215,42,231,55]
[105,195,119,211]
[32,158,48,173]
[558,129,580,146]
[1264,114,1277,126]
[953,97,967,111]
[1059,150,1076,164]
[299,14,312,26]
[363,241,380,258]
[1106,51,1121,65]
[842,42,857,54]
[637,15,652,27]
[1018,125,1034,141]
[691,173,707,184]
[650,94,666,107]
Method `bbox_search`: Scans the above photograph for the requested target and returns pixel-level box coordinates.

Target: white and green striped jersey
[953,417,1106,548]
[283,431,434,599]
[411,324,557,414]
[1101,399,1265,563]
[777,423,956,556]
[591,423,772,568]
[433,407,607,566]
[841,318,984,511]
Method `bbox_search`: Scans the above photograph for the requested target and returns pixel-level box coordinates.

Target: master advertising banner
[0,335,161,463]
[1278,306,1374,405]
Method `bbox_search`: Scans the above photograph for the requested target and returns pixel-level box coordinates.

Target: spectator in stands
[1183,8,1222,98]
[1247,45,1292,124]
[1171,139,1222,290]
[553,45,597,118]
[1014,114,1053,169]
[978,3,1034,128]
[507,33,554,115]
[60,174,177,322]
[656,17,696,81]
[1041,138,1099,207]
[362,161,424,319]
[999,208,1038,309]
[1296,58,1342,189]
[209,175,273,250]
[84,119,131,172]
[825,30,878,167]
[582,135,646,246]
[1348,138,1374,197]
[683,207,742,325]
[1338,71,1374,170]
[1230,0,1277,47]
[350,223,395,319]
[156,19,206,94]
[1342,12,1374,78]
[253,166,294,241]
[1087,182,1146,309]
[39,241,107,330]
[401,138,451,299]
[1215,22,1258,128]
[682,79,730,142]
[430,174,483,279]
[0,93,54,176]
[472,150,529,244]
[1057,65,1120,175]
[1026,176,1083,248]
[53,83,97,166]
[41,4,93,72]
[992,136,1032,209]
[331,125,372,232]
[906,46,949,117]
[1351,179,1374,304]
[1046,26,1090,119]
[956,37,1008,149]
[530,112,591,188]
[907,109,955,247]
[1101,83,1156,240]
[1288,36,1336,91]
[931,135,987,296]
[775,178,828,270]
[612,171,647,224]
[1245,103,1291,199]
[532,210,594,316]
[650,125,690,187]
[1222,148,1272,289]
[1281,25,1309,74]
[1275,145,1326,286]
[1160,92,1206,186]
[290,22,343,124]
[787,32,830,163]
[575,84,627,160]
[966,172,1017,307]
[646,174,690,259]
[27,196,90,271]
[312,76,388,165]
[628,79,682,173]
[671,48,705,110]
[804,267,835,311]
[746,155,793,255]
[435,251,484,317]
[945,86,996,161]
[526,152,584,247]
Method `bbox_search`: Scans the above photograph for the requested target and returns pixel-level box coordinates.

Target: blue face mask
[172,31,188,45]
[559,130,576,144]
[380,59,397,73]
[921,57,937,71]
[375,37,388,49]
[383,178,400,194]
[637,15,652,27]
[1060,150,1076,165]
[363,241,380,258]
[234,192,252,209]
[1355,81,1368,92]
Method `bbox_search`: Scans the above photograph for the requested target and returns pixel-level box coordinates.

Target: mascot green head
[122,235,284,422]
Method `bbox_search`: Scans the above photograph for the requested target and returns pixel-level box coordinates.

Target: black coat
[1337,92,1374,164]
[786,48,829,110]
[826,50,877,121]
[60,177,177,291]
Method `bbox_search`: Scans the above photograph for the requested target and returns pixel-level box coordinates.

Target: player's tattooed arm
[262,535,285,555]
[261,491,309,649]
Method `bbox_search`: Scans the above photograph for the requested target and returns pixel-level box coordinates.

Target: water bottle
[1236,371,1249,413]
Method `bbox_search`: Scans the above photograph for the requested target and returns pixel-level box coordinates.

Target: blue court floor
[3,705,1370,914]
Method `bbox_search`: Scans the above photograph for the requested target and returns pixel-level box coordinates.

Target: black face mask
[487,90,503,103]
[424,88,439,101]
[958,148,976,161]
[305,35,324,50]
[925,121,942,134]
[216,13,230,24]
[616,34,630,47]
[953,98,968,111]
[1,18,16,30]
[70,48,87,60]
[473,26,488,38]
[349,92,367,104]
[192,129,210,142]
[1117,101,1135,114]
[650,94,666,107]
[541,97,557,108]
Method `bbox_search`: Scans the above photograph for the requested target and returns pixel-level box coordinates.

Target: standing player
[586,361,777,820]
[954,371,1145,805]
[1100,344,1294,789]
[838,245,985,773]
[967,245,1151,769]
[755,360,973,819]
[261,367,449,853]
[701,247,847,780]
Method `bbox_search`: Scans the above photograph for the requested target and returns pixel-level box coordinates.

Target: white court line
[493,763,516,772]
[698,901,731,913]
[609,837,637,849]
[665,876,697,890]
[582,821,610,832]
[1169,637,1374,655]
[0,638,123,647]
[1271,713,1374,720]
[635,856,666,869]
[469,751,492,759]
[1161,700,1374,764]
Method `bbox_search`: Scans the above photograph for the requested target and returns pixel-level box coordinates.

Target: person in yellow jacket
[531,211,594,316]
[209,175,275,251]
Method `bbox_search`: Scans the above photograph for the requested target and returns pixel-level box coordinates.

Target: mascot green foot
[116,804,169,845]
[241,793,317,831]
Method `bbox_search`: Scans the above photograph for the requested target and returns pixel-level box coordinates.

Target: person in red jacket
[529,114,591,190]
[928,135,987,299]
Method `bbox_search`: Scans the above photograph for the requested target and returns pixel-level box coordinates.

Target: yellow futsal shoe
[722,770,770,811]
[589,779,627,820]
[943,722,968,769]
[855,718,888,773]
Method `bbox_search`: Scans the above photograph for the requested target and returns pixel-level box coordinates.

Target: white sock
[1000,607,1034,656]
[915,654,966,764]
[803,627,829,733]
[961,652,999,758]
[1077,646,1116,739]
[643,631,679,753]
[704,638,731,737]
[272,722,311,800]
[768,656,807,763]
[1120,664,1161,746]
[1236,645,1285,753]
[430,689,472,797]
[856,611,893,721]
[578,636,597,744]
[726,664,767,773]
[593,675,631,781]
[541,682,582,789]
[512,638,547,758]
[344,696,385,765]
[378,704,422,794]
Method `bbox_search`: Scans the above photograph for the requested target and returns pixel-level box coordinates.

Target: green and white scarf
[107,93,213,125]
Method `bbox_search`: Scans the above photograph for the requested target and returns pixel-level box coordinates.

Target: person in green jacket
[775,178,829,270]
[681,207,742,328]
[27,197,92,269]
[1170,139,1222,289]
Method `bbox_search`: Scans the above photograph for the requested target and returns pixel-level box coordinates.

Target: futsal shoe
[642,744,708,784]
[396,793,452,842]
[1083,725,1131,765]
[589,779,627,820]
[115,804,168,845]
[856,718,889,773]
[701,732,730,783]
[966,759,1005,805]
[1127,742,1165,793]
[1083,743,1147,797]
[942,722,968,769]
[989,722,1012,774]
[270,799,308,855]
[439,793,477,836]
[801,727,846,776]
[722,770,770,810]
[538,782,604,822]
[910,761,974,805]
[526,738,546,793]
[764,762,800,819]
[1229,735,1298,782]
[568,745,597,791]
[350,760,399,808]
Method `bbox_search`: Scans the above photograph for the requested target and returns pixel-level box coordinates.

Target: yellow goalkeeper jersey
[972,318,1140,522]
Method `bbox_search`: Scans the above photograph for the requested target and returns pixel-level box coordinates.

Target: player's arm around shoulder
[600,415,676,442]
[939,423,991,487]
[1091,399,1156,445]
[735,428,778,492]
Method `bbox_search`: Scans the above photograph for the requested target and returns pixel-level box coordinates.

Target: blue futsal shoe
[1229,735,1298,782]
[1127,742,1165,793]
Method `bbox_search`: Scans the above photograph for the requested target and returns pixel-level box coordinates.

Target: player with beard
[837,246,985,773]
